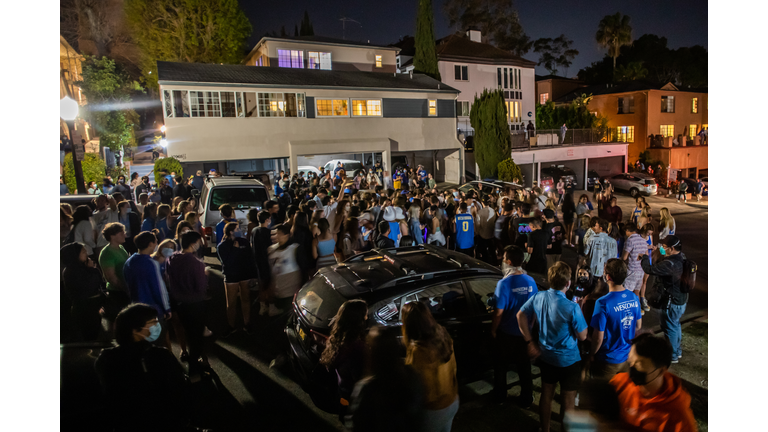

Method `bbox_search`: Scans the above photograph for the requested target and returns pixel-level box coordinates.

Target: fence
[510,128,617,151]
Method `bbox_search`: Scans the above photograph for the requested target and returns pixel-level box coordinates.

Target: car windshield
[343,162,364,171]
[643,179,655,185]
[211,187,268,209]
[295,276,347,328]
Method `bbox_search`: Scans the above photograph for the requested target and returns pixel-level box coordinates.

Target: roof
[390,36,415,57]
[536,74,583,82]
[324,244,501,297]
[243,35,400,64]
[555,80,707,103]
[157,61,458,93]
[206,176,266,187]
[435,34,537,67]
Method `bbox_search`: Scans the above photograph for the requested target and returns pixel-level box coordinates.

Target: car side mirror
[191,189,201,199]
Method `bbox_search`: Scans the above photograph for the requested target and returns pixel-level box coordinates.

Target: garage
[587,156,625,178]
[541,159,586,189]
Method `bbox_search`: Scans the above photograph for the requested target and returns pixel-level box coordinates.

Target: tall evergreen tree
[300,11,315,36]
[414,0,441,80]
[295,25,299,36]
[470,89,510,178]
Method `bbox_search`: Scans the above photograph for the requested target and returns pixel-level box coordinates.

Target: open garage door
[541,159,586,189]
[392,150,460,183]
[588,156,625,178]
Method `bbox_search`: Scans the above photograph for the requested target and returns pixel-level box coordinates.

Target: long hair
[319,299,368,367]
[640,223,654,238]
[291,211,310,237]
[175,221,193,240]
[72,205,92,228]
[60,208,73,228]
[659,208,674,230]
[562,194,576,215]
[317,218,331,237]
[332,199,349,233]
[401,301,453,364]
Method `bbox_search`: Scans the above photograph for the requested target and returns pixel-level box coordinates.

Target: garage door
[588,156,624,178]
[542,159,585,189]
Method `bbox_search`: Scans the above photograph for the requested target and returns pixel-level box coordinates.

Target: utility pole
[339,17,361,40]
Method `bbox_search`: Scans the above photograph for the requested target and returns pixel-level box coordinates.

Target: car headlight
[544,186,550,191]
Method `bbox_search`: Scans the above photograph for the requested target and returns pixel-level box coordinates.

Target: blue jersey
[494,273,536,336]
[455,213,475,249]
[388,221,401,247]
[590,290,642,364]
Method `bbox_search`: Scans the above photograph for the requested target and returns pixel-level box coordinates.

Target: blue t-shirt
[455,214,475,249]
[60,183,69,195]
[494,273,536,336]
[215,218,237,245]
[590,290,642,364]
[387,221,401,247]
[417,169,427,180]
[519,289,587,367]
[141,217,155,233]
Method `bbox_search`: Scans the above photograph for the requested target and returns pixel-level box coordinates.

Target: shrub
[154,157,183,180]
[497,158,523,183]
[63,152,107,193]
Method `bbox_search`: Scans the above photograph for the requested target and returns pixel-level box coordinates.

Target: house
[60,35,95,153]
[242,35,399,73]
[392,30,537,137]
[557,81,708,179]
[157,61,465,184]
[535,75,587,105]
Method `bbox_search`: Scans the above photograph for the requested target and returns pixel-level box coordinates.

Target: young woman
[88,181,102,195]
[155,204,172,241]
[61,208,74,246]
[313,218,337,270]
[217,222,257,335]
[341,217,364,260]
[60,242,103,342]
[150,238,179,351]
[141,202,158,233]
[575,194,591,223]
[574,214,592,257]
[426,205,446,247]
[545,198,558,220]
[659,207,676,239]
[185,212,207,257]
[319,299,369,416]
[72,205,97,258]
[175,221,194,244]
[639,223,656,305]
[246,209,260,235]
[561,194,576,247]
[129,172,141,189]
[408,199,424,245]
[291,211,315,281]
[630,197,646,226]
[636,205,652,230]
[402,301,459,432]
[556,178,565,204]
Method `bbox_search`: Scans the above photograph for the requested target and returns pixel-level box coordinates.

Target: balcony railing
[511,128,618,151]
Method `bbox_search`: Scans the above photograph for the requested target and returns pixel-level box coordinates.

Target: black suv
[540,165,579,189]
[285,245,544,408]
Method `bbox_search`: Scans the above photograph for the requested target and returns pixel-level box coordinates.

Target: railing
[511,128,618,151]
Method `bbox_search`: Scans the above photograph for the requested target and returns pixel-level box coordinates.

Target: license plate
[298,328,306,341]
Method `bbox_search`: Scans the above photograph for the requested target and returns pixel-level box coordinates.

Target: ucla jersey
[455,214,475,249]
[388,221,401,247]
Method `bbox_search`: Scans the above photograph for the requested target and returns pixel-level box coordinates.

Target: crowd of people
[60,163,698,432]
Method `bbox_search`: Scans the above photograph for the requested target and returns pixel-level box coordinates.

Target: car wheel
[630,188,639,197]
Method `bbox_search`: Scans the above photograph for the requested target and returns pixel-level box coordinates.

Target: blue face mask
[453,191,459,198]
[659,245,666,256]
[144,322,162,342]
[161,248,174,258]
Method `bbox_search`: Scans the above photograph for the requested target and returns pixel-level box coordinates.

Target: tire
[630,188,639,197]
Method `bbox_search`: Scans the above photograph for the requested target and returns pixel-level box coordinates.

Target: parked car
[194,175,269,245]
[323,159,364,178]
[540,165,578,190]
[604,172,658,197]
[286,245,547,411]
[680,177,708,196]
[297,165,321,179]
[586,170,601,190]
[457,180,523,196]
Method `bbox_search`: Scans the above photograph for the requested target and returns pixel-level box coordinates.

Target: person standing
[584,218,617,278]
[251,210,273,291]
[454,202,475,257]
[517,262,588,432]
[99,223,132,322]
[158,178,174,205]
[215,204,237,245]
[173,176,190,200]
[606,197,623,225]
[117,200,141,254]
[526,121,535,140]
[60,175,70,195]
[543,209,564,272]
[191,170,204,191]
[134,176,151,204]
[640,236,687,363]
[676,180,688,203]
[659,208,676,240]
[93,195,120,256]
[72,205,97,258]
[402,301,459,432]
[217,222,256,335]
[588,259,643,380]
[695,178,704,202]
[525,218,548,275]
[556,179,565,204]
[490,246,536,406]
[475,198,496,263]
[267,224,303,316]
[560,123,568,143]
[427,173,436,190]
[60,242,103,341]
[622,224,650,311]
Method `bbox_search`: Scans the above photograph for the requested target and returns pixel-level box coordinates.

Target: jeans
[423,396,459,432]
[660,302,687,359]
[493,332,533,401]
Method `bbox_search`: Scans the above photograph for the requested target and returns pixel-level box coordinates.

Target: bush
[471,89,510,178]
[63,152,107,193]
[154,157,183,180]
[497,158,523,183]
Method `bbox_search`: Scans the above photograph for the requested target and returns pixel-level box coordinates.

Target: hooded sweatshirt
[610,371,698,432]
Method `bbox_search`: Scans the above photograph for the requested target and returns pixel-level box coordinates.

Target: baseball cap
[543,209,555,218]
[659,235,681,249]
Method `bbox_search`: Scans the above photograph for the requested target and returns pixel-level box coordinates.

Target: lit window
[375,55,382,68]
[277,49,304,68]
[351,100,382,116]
[316,99,349,117]
[367,100,381,116]
[691,97,698,113]
[661,95,675,113]
[660,125,675,137]
[454,65,468,81]
[428,100,437,116]
[689,124,697,139]
[189,91,220,117]
[617,126,634,143]
[540,93,549,104]
[258,93,286,117]
[308,52,332,70]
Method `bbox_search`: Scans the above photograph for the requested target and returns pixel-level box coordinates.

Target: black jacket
[113,183,132,200]
[251,226,272,285]
[375,234,396,249]
[641,252,687,305]
[173,184,190,200]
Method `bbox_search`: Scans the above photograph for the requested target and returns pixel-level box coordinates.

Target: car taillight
[204,227,213,236]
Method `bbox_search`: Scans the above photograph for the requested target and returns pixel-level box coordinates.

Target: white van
[195,176,270,246]
[323,159,365,177]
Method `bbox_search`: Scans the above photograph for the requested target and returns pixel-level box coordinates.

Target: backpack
[680,258,697,293]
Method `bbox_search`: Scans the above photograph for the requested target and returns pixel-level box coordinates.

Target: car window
[377,282,468,324]
[211,187,268,210]
[466,278,500,315]
[612,174,625,180]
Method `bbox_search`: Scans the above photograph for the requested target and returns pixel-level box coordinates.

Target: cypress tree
[300,11,315,36]
[295,25,299,36]
[471,89,511,178]
[413,0,440,80]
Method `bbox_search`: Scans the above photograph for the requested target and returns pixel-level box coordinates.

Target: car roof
[326,159,362,164]
[206,176,266,187]
[318,244,501,298]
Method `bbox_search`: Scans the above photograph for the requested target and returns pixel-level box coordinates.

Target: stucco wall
[246,40,397,73]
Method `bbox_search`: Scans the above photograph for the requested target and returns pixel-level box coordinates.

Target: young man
[584,218,617,277]
[517,262,588,432]
[191,170,204,191]
[677,180,688,203]
[639,235,687,363]
[589,259,643,380]
[267,224,302,316]
[166,231,210,370]
[172,176,190,200]
[313,187,328,212]
[215,204,237,244]
[695,179,704,202]
[475,196,497,264]
[491,246,536,406]
[375,220,396,248]
[426,173,436,190]
[622,224,650,311]
[610,334,697,431]
[543,209,564,271]
[454,202,475,257]
[123,231,172,335]
[606,197,623,225]
[251,210,273,291]
[134,176,151,203]
[99,223,131,321]
[525,218,548,276]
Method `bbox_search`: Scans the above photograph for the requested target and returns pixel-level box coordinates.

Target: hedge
[63,152,107,193]
[153,157,183,181]
[497,158,523,183]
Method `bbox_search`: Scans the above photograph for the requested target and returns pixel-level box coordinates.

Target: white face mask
[161,248,174,258]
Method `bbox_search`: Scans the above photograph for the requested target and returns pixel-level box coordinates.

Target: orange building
[557,81,708,179]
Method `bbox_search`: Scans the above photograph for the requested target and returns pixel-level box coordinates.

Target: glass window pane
[455,65,461,80]
[163,90,173,118]
[466,278,500,314]
[278,50,291,68]
[367,100,381,116]
[244,92,258,117]
[308,52,320,69]
[333,99,348,116]
[352,100,366,116]
[497,68,502,88]
[190,91,204,117]
[297,93,306,117]
[235,92,244,117]
[220,92,236,117]
[412,282,469,320]
[285,93,298,117]
[504,68,508,88]
[172,90,189,117]
[462,66,468,80]
[317,99,333,116]
[320,52,332,70]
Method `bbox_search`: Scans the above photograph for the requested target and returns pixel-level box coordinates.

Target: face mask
[453,192,459,198]
[629,366,660,386]
[577,276,589,286]
[602,274,609,284]
[119,179,125,184]
[161,248,174,258]
[181,229,191,235]
[659,245,666,256]
[144,322,162,342]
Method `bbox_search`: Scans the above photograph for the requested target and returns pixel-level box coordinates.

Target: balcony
[648,134,708,149]
[513,128,618,151]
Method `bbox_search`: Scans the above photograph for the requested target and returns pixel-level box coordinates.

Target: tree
[154,156,184,179]
[300,10,315,36]
[614,61,648,81]
[414,0,441,80]
[471,89,510,178]
[294,25,299,37]
[63,152,107,193]
[533,34,579,76]
[497,158,522,183]
[444,0,532,56]
[125,0,252,88]
[76,56,144,153]
[595,12,633,71]
[535,97,604,130]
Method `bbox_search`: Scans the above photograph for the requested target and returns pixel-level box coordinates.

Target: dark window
[466,278,501,315]
[172,90,189,117]
[461,65,468,80]
[401,281,469,321]
[210,187,269,209]
[243,92,258,117]
[454,65,468,80]
[618,96,635,114]
[455,65,462,80]
[220,92,237,117]
[661,96,675,113]
[285,93,298,117]
[504,67,508,89]
[497,68,502,88]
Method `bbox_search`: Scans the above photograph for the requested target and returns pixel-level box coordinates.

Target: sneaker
[202,327,213,337]
[641,297,650,312]
[676,200,680,203]
[671,358,679,364]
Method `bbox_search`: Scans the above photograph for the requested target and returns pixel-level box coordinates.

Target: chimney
[466,29,481,43]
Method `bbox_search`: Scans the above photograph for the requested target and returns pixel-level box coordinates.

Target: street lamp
[60,96,87,194]
[160,125,167,134]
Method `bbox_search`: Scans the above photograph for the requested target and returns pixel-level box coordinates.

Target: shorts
[624,269,644,293]
[428,231,446,246]
[539,359,582,391]
[589,360,629,380]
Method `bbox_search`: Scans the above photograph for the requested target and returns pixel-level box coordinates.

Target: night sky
[240,0,707,77]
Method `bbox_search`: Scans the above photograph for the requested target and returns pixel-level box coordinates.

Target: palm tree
[595,13,633,71]
[615,61,648,81]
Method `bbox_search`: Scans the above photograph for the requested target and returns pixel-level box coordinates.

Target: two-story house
[60,35,94,152]
[242,35,400,73]
[393,30,537,138]
[157,61,465,184]
[557,81,708,179]
[535,75,587,106]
